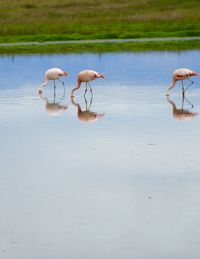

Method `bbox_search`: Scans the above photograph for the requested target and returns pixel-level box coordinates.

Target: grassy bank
[0,0,200,44]
[1,40,200,55]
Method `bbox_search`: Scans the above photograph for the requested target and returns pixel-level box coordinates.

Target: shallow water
[1,51,200,259]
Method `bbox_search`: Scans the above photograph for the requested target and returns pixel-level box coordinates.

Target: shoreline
[0,37,200,54]
[1,36,200,47]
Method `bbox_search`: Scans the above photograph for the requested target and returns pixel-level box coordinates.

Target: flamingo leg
[53,85,56,102]
[181,80,185,98]
[88,82,93,97]
[84,94,88,111]
[181,94,185,110]
[184,78,193,92]
[89,95,93,110]
[185,96,194,109]
[84,93,93,111]
[57,78,66,96]
[84,82,88,97]
[57,78,64,85]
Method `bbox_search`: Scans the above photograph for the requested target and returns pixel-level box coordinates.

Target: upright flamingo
[71,70,105,97]
[39,68,68,94]
[165,68,198,96]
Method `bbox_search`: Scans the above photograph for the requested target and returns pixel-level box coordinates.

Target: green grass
[0,0,200,43]
[1,40,200,55]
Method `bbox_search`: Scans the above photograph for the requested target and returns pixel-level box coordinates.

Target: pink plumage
[39,67,68,94]
[166,68,198,96]
[71,70,105,97]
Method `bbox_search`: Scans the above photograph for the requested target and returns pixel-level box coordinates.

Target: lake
[0,51,200,259]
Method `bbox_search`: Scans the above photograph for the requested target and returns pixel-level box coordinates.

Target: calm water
[1,51,200,259]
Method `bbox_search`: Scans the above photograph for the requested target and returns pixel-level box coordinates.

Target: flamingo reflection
[39,84,67,116]
[167,95,198,120]
[71,95,104,122]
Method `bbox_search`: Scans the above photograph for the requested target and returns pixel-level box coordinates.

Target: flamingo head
[94,73,105,79]
[63,71,68,76]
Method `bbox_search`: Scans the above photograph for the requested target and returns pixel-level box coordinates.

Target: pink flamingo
[71,70,105,97]
[39,68,68,94]
[165,68,198,96]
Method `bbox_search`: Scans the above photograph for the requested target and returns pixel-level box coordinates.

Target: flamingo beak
[98,73,105,79]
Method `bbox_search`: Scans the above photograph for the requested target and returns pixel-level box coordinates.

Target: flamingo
[71,70,105,97]
[165,68,198,96]
[38,68,68,94]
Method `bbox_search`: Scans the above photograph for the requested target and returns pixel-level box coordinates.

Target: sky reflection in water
[0,51,200,259]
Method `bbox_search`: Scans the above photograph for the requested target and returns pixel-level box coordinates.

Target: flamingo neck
[166,78,176,94]
[71,80,82,96]
[170,78,176,88]
[40,78,48,88]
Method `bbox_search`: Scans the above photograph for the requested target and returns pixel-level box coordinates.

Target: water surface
[1,51,200,259]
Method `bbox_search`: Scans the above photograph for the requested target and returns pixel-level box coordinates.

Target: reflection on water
[1,51,200,259]
[38,83,105,121]
[167,95,198,120]
[39,82,67,116]
[71,95,105,122]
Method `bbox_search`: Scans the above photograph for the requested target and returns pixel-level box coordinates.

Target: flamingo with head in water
[165,68,198,96]
[71,70,105,97]
[38,68,68,94]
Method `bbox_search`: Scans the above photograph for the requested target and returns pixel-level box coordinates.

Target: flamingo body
[173,68,198,81]
[166,68,198,96]
[45,68,68,80]
[71,70,105,97]
[77,70,104,82]
[39,67,68,94]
